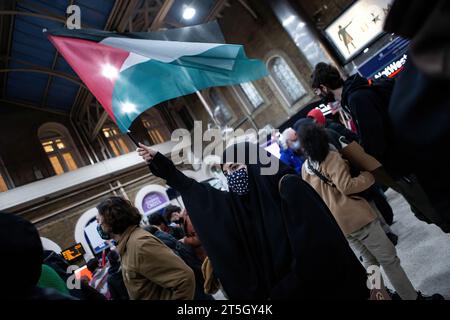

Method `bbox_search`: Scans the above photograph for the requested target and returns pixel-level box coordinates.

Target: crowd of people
[1,0,449,301]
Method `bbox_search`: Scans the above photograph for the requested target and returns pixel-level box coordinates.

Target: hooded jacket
[341,75,392,164]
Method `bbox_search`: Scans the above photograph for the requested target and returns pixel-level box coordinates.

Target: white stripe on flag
[100,37,223,64]
[119,52,150,72]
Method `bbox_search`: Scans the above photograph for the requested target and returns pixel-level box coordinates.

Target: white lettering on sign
[374,54,408,79]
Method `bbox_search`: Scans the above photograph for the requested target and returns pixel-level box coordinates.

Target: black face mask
[97,224,111,240]
[225,168,250,195]
[321,91,335,103]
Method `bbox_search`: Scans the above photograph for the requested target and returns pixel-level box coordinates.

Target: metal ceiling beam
[0,67,84,86]
[205,0,229,21]
[237,0,258,19]
[0,98,68,116]
[91,110,109,139]
[150,0,174,31]
[41,0,75,109]
[1,0,15,99]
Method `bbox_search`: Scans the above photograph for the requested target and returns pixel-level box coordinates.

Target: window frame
[238,81,266,112]
[38,123,83,176]
[206,87,236,127]
[101,126,132,157]
[264,52,312,115]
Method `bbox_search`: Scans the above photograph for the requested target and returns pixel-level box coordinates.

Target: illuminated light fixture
[101,64,119,80]
[182,6,196,20]
[363,48,369,53]
[282,15,295,26]
[121,102,136,114]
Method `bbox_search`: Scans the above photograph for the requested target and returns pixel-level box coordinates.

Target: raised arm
[137,143,195,193]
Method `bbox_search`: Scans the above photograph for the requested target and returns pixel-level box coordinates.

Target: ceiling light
[182,6,196,20]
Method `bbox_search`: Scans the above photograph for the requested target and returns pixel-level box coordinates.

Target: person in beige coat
[299,123,435,300]
[96,196,195,300]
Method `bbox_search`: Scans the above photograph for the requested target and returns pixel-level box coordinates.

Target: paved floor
[383,189,450,298]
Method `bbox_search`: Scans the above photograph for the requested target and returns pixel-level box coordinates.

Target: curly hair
[96,197,142,234]
[163,205,181,223]
[298,123,330,163]
[311,62,344,90]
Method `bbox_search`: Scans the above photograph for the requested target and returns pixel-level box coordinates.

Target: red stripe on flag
[48,35,129,124]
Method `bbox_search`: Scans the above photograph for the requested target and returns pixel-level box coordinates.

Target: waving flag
[46,22,268,132]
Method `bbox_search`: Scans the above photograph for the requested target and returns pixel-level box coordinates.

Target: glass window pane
[270,57,306,106]
[62,153,78,171]
[240,82,264,109]
[103,129,110,138]
[117,138,130,154]
[49,156,64,175]
[57,141,65,149]
[210,89,233,126]
[42,142,54,153]
[0,174,8,192]
[108,141,120,157]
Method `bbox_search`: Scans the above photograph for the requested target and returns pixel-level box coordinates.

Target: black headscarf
[274,175,369,299]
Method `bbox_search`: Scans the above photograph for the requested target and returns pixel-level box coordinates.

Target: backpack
[367,77,396,108]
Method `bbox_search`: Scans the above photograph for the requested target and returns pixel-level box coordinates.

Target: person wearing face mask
[95,197,195,300]
[279,128,305,174]
[137,141,370,300]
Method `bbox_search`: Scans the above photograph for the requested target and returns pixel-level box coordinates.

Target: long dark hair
[97,197,142,234]
[298,123,330,163]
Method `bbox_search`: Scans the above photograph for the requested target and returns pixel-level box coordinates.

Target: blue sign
[358,36,410,79]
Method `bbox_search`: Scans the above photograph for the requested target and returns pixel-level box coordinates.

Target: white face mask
[291,140,301,151]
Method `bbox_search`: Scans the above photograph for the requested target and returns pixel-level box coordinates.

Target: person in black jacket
[106,250,129,300]
[383,0,450,232]
[310,62,444,232]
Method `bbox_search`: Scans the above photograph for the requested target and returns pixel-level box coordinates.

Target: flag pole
[195,91,220,127]
[127,130,140,147]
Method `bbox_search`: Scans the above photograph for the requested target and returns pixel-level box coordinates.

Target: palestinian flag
[46,22,268,132]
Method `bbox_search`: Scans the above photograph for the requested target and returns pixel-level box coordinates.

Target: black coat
[273,174,369,299]
[384,0,450,227]
[107,267,129,300]
[149,143,369,299]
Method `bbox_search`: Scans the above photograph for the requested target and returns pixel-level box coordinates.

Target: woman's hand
[137,143,157,163]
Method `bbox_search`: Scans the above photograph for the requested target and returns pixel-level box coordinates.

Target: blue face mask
[97,224,111,240]
[291,140,301,151]
[225,167,250,195]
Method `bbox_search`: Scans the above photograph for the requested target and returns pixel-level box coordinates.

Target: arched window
[239,82,264,110]
[0,157,11,192]
[268,56,306,106]
[39,123,81,175]
[209,88,233,126]
[102,126,131,157]
[141,108,172,145]
[0,174,7,192]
